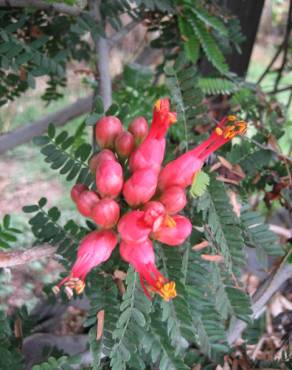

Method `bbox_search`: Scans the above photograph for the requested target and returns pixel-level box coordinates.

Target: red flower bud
[123,168,158,207]
[115,131,135,158]
[91,198,120,229]
[95,116,123,149]
[96,160,123,198]
[159,186,187,214]
[128,116,148,146]
[89,149,116,172]
[76,190,99,218]
[71,183,88,203]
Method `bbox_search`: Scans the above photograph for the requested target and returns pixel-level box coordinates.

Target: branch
[89,0,112,110]
[228,256,292,345]
[0,94,93,154]
[0,245,56,268]
[0,0,86,16]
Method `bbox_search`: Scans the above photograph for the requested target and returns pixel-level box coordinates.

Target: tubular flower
[76,190,99,218]
[159,186,187,215]
[120,239,177,301]
[118,211,151,244]
[129,98,176,173]
[123,168,158,207]
[91,198,120,229]
[96,160,123,198]
[158,116,247,191]
[152,215,192,246]
[54,230,117,296]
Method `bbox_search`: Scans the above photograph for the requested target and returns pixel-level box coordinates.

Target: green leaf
[22,205,39,213]
[190,170,210,198]
[38,197,47,208]
[47,123,56,139]
[3,215,10,229]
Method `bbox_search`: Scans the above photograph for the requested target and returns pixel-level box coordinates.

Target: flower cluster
[54,99,246,300]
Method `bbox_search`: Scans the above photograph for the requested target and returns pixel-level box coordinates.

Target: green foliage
[33,124,93,186]
[190,170,210,198]
[165,58,208,148]
[196,175,246,276]
[241,205,284,267]
[110,267,152,370]
[198,78,239,95]
[23,197,87,263]
[0,214,21,249]
[0,311,24,369]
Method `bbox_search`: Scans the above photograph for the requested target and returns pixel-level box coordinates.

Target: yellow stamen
[223,121,247,139]
[159,281,177,301]
[155,99,161,111]
[215,127,223,136]
[168,112,177,124]
[164,214,176,228]
[227,115,237,122]
[65,277,85,295]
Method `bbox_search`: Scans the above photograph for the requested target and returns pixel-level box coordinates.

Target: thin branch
[0,0,86,16]
[267,85,292,94]
[0,95,93,154]
[256,43,283,84]
[0,245,56,268]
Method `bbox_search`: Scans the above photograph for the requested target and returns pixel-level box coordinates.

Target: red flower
[118,210,151,244]
[54,230,117,296]
[152,215,192,246]
[158,117,247,191]
[123,168,158,207]
[129,99,176,173]
[142,201,166,232]
[96,160,123,198]
[120,239,177,301]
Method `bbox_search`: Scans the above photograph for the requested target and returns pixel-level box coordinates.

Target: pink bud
[96,160,123,198]
[118,211,151,244]
[143,201,165,232]
[152,215,192,246]
[89,149,116,172]
[129,138,165,173]
[71,183,88,203]
[123,168,158,207]
[95,116,123,149]
[76,190,99,217]
[115,131,135,158]
[159,186,187,214]
[128,117,148,146]
[91,198,120,229]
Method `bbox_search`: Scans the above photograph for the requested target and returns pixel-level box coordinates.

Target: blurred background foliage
[0,0,291,369]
